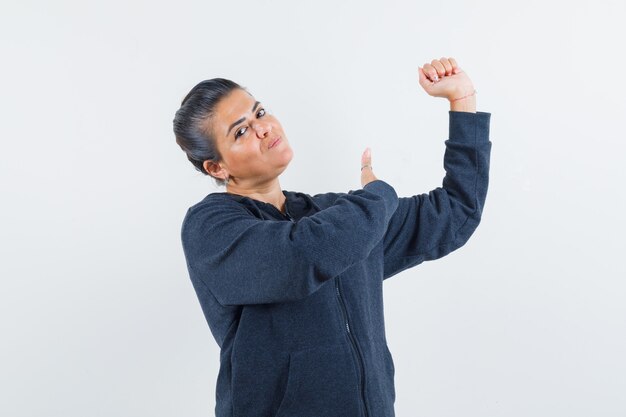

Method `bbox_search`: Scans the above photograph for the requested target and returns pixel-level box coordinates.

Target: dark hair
[173,78,246,187]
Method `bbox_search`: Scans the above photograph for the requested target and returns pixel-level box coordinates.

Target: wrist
[449,88,477,113]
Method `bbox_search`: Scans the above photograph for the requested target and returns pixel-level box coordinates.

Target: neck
[226,179,286,213]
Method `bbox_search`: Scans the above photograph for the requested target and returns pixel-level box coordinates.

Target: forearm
[449,95,476,113]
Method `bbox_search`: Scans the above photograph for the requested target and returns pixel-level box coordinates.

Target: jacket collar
[210,190,320,221]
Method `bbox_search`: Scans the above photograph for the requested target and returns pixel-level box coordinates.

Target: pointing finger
[361,147,374,172]
[362,147,371,166]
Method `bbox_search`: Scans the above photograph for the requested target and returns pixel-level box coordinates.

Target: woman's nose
[253,120,271,138]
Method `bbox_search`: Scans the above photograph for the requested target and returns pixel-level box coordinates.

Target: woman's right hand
[360,147,378,187]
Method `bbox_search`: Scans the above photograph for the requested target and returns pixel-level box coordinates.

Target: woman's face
[206,88,293,184]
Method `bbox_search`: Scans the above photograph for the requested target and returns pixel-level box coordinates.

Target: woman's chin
[277,147,294,164]
[275,150,293,172]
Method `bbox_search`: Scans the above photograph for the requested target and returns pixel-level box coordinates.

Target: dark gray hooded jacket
[181,110,492,417]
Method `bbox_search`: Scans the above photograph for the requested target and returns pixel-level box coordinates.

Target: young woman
[174,57,491,417]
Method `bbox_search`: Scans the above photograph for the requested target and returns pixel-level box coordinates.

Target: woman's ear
[203,160,229,181]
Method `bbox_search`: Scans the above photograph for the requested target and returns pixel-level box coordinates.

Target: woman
[174,57,492,417]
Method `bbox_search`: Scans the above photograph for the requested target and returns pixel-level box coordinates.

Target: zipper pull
[284,202,295,222]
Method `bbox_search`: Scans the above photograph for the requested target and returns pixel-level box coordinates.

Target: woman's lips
[268,137,281,149]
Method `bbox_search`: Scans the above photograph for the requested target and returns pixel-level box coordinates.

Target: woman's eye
[234,108,267,139]
[235,127,246,139]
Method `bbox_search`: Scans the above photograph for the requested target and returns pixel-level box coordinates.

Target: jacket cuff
[448,110,491,145]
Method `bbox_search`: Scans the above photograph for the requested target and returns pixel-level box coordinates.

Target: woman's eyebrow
[226,101,261,137]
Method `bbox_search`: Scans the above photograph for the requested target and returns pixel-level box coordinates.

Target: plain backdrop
[1,0,625,416]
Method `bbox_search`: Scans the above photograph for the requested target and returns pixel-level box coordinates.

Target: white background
[2,0,625,416]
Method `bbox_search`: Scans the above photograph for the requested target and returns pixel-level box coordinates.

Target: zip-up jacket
[180,110,492,417]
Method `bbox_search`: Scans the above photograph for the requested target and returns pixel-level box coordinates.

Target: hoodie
[180,110,492,417]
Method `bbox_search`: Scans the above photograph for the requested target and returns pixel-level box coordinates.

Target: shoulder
[185,192,243,214]
[182,193,255,232]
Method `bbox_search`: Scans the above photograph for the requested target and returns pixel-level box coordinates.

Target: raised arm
[382,110,491,279]
[181,180,398,306]
[381,57,491,279]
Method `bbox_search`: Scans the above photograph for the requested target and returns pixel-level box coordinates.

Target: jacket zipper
[282,199,367,414]
[283,199,295,223]
[335,278,369,417]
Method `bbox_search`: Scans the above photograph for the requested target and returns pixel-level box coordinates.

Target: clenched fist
[418,57,475,101]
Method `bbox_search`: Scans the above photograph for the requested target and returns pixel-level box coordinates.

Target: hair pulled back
[173,78,245,187]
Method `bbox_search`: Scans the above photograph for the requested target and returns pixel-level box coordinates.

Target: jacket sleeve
[382,111,492,280]
[181,180,398,306]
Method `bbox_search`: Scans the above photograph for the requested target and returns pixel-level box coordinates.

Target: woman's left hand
[360,147,378,188]
[418,57,475,101]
